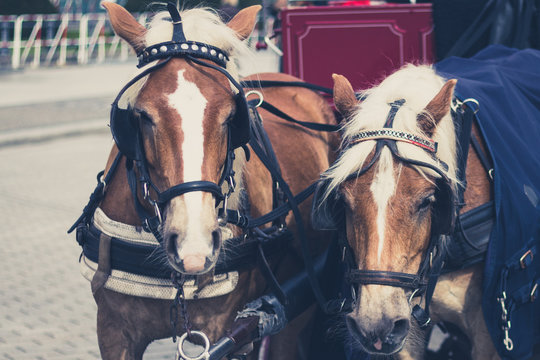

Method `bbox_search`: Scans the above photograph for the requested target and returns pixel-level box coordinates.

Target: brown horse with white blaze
[313,68,498,359]
[85,3,337,359]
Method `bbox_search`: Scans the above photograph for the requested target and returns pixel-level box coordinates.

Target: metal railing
[0,10,280,70]
[0,12,148,70]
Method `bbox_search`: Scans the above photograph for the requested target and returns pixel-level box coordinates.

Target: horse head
[314,68,459,355]
[103,2,260,275]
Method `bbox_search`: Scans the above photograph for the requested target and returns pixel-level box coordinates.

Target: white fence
[0,12,148,69]
[0,11,279,70]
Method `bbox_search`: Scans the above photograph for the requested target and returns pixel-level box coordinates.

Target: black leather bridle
[108,4,251,241]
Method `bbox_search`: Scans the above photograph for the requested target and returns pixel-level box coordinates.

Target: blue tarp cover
[436,45,540,359]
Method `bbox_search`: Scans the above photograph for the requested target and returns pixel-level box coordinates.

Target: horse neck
[462,122,492,213]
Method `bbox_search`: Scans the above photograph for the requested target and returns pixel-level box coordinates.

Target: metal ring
[177,331,210,360]
[408,288,420,304]
[462,98,480,114]
[245,90,264,108]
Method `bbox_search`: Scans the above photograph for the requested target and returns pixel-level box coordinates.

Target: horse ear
[227,5,262,40]
[102,2,146,54]
[333,73,357,118]
[417,79,457,137]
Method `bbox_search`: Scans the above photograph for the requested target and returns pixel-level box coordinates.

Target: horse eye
[223,111,235,126]
[418,194,436,211]
[134,109,154,124]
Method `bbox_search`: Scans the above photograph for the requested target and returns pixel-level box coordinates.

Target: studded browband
[349,129,438,153]
[137,40,229,69]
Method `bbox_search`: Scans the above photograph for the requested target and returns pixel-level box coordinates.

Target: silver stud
[181,43,189,50]
[201,46,208,53]
[151,48,158,55]
[160,45,167,53]
[210,49,217,56]
[191,44,199,51]
[218,53,224,60]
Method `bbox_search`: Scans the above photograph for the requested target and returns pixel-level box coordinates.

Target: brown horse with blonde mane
[312,69,497,359]
[73,3,337,359]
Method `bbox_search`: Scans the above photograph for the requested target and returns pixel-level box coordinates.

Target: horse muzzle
[165,228,221,275]
[346,314,409,355]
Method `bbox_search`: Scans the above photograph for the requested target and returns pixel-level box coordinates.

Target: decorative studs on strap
[137,41,229,69]
[349,129,438,153]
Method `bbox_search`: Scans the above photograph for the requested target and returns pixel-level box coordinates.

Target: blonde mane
[323,64,459,199]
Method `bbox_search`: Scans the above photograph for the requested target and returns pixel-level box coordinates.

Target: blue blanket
[436,45,540,359]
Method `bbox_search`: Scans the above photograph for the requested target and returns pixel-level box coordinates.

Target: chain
[497,291,513,351]
[171,273,192,343]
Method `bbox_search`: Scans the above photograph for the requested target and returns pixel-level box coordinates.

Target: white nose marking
[370,149,396,263]
[167,70,211,256]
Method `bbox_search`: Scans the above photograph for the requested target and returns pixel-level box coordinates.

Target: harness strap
[242,80,334,95]
[257,100,340,132]
[249,137,330,312]
[68,152,123,233]
[91,233,112,295]
[241,79,367,101]
[346,270,427,290]
[125,160,164,242]
[249,103,286,227]
[384,99,406,127]
[470,132,494,179]
[158,181,223,205]
[168,3,187,42]
[225,182,318,229]
[80,221,292,278]
[453,103,475,210]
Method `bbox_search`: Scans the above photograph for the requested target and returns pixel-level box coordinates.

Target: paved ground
[0,133,179,359]
[0,50,280,359]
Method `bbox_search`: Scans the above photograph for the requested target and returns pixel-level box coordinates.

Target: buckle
[520,249,533,269]
[531,282,538,302]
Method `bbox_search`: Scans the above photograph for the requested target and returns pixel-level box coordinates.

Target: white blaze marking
[369,149,396,263]
[167,70,210,255]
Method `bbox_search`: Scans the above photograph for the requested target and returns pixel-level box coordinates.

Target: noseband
[109,4,251,241]
[340,99,455,326]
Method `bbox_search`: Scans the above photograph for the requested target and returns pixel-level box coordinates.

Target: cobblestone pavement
[0,133,175,359]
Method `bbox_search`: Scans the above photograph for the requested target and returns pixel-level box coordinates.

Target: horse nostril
[211,229,221,254]
[166,233,178,258]
[389,318,409,343]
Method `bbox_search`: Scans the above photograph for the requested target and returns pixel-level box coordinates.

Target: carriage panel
[281,3,434,90]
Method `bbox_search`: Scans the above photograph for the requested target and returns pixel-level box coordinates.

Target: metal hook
[408,288,420,304]
[462,98,480,114]
[245,90,264,108]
